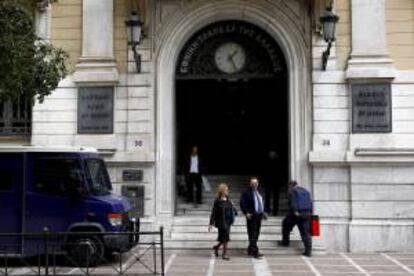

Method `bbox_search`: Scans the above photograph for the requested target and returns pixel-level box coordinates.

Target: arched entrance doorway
[175,21,288,216]
[155,1,311,223]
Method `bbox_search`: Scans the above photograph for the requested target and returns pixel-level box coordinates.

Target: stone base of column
[74,57,119,86]
[346,56,396,81]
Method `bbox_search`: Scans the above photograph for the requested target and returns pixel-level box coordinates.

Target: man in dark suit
[185,146,203,204]
[240,177,266,258]
[279,180,313,257]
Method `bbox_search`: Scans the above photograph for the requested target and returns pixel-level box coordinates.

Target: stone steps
[170,232,288,241]
[173,224,281,234]
[177,174,290,217]
[172,216,282,226]
[165,215,306,250]
[168,175,301,250]
[164,240,304,250]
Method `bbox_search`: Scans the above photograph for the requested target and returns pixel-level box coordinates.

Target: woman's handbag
[310,215,320,237]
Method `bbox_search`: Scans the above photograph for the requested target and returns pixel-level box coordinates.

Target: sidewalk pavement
[164,250,414,276]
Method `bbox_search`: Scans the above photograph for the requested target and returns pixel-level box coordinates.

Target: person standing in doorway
[240,177,266,258]
[208,183,237,260]
[186,145,203,205]
[278,180,313,257]
[263,150,281,216]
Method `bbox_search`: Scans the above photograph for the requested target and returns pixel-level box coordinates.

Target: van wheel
[68,235,105,267]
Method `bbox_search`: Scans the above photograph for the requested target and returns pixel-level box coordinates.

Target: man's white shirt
[190,155,199,173]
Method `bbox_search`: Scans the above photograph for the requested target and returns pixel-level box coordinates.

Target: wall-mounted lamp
[125,12,143,73]
[319,6,339,70]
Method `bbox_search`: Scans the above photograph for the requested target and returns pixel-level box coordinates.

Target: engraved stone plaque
[78,87,114,134]
[123,170,144,182]
[352,83,392,133]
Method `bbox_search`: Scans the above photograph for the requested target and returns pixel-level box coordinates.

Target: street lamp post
[125,12,143,73]
[320,6,339,70]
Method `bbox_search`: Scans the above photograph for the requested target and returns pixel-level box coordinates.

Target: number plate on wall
[78,87,114,134]
[352,83,392,133]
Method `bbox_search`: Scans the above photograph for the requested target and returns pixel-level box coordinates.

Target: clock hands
[227,49,240,71]
[230,49,239,59]
[228,55,238,71]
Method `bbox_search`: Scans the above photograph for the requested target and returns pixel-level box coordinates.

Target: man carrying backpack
[278,180,313,257]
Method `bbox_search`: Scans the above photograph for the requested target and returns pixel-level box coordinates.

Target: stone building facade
[3,0,414,252]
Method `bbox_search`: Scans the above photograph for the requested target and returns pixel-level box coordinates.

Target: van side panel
[24,152,87,256]
[0,153,24,254]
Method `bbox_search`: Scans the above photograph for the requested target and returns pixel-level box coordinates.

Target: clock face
[214,42,246,74]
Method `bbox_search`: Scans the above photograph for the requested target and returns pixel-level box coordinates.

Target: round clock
[214,42,246,74]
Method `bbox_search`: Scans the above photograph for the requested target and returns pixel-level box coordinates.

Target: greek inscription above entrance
[176,21,286,80]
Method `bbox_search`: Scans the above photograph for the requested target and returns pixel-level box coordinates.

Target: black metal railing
[0,97,32,136]
[0,227,165,276]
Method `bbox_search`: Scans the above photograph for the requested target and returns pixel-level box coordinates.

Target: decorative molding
[354,148,414,157]
[310,148,414,164]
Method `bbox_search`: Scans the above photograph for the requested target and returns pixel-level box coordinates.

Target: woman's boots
[222,243,230,260]
[213,243,221,257]
[214,242,230,260]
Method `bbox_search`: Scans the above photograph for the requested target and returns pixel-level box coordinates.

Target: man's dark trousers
[187,173,202,203]
[282,212,312,254]
[264,183,280,215]
[247,214,263,256]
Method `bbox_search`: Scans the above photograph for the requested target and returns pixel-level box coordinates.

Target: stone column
[35,5,52,41]
[74,0,118,85]
[346,0,395,79]
[347,0,397,252]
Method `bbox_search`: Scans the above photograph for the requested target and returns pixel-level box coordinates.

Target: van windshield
[85,159,112,196]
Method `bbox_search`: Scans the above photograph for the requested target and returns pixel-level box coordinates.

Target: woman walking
[208,183,237,260]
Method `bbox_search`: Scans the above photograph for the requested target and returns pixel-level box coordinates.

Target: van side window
[0,170,13,191]
[34,159,82,196]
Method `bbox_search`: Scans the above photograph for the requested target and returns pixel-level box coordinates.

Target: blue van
[0,146,139,264]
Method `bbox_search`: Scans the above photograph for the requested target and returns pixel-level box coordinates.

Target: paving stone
[168,268,209,273]
[213,264,254,268]
[167,273,206,276]
[399,260,414,265]
[310,254,343,259]
[215,273,255,276]
[346,253,387,259]
[354,259,395,265]
[322,273,364,276]
[315,265,360,273]
[269,264,310,270]
[370,274,412,276]
[311,259,351,265]
[361,265,406,272]
[215,269,255,273]
[270,272,313,276]
[172,260,209,265]
[388,254,414,259]
[267,258,305,264]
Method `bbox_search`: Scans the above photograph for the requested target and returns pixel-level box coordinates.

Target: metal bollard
[160,227,165,276]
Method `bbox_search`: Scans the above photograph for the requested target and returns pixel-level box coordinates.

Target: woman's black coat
[209,197,237,229]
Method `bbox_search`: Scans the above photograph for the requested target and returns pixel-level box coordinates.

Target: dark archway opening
[175,21,289,216]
